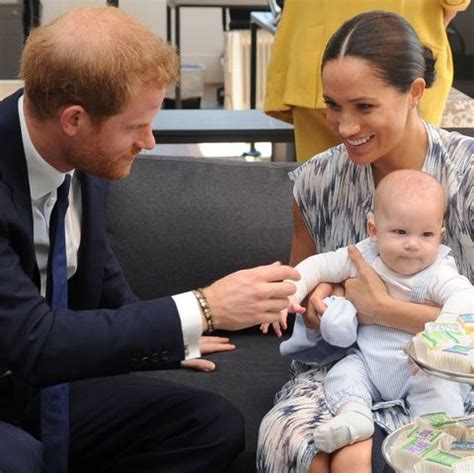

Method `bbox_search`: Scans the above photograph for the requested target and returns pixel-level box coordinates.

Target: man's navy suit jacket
[0,91,185,396]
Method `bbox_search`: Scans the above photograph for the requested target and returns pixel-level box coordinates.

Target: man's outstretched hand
[204,262,300,331]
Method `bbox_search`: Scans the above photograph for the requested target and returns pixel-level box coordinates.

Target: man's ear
[59,105,87,137]
[367,219,377,241]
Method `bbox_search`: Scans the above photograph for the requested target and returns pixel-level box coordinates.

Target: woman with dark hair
[257,10,473,473]
[264,0,471,162]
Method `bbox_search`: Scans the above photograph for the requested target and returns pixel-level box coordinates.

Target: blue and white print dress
[256,123,474,473]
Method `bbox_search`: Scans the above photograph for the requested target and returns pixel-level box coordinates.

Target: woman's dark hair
[322,10,436,92]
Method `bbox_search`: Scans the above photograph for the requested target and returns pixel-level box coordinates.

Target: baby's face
[369,197,445,276]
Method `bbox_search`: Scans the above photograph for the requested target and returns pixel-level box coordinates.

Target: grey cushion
[107,155,297,298]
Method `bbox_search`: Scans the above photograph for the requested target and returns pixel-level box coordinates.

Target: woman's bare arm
[290,198,316,265]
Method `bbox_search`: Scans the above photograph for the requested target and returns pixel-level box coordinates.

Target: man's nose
[136,125,155,150]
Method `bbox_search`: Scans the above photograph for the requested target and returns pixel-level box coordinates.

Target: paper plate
[381,423,413,473]
[405,339,474,385]
[382,416,474,472]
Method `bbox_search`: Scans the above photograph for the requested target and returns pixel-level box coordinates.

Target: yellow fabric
[264,0,471,160]
[292,107,339,162]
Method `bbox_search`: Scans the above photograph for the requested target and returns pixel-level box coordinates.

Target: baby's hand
[260,308,289,337]
[288,295,305,315]
[260,296,306,336]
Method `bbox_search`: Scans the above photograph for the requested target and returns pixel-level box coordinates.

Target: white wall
[41,0,225,82]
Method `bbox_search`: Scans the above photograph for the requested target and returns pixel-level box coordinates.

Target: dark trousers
[0,374,245,473]
[372,425,395,473]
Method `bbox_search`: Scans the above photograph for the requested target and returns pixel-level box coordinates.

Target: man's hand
[204,262,300,331]
[345,245,389,325]
[180,335,236,372]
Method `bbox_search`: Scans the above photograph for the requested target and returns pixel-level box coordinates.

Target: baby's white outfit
[281,238,473,418]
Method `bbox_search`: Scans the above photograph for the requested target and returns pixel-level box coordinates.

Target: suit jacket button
[161,351,169,361]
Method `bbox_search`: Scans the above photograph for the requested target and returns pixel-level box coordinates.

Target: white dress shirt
[18,95,202,359]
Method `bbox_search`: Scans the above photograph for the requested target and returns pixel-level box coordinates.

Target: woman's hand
[344,245,390,325]
[180,335,236,372]
[443,8,457,28]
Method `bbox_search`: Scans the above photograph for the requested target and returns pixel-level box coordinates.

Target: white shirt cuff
[171,291,203,360]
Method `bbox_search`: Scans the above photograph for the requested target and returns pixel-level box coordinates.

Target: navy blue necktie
[41,174,71,473]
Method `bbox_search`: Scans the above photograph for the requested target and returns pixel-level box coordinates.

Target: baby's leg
[314,353,376,453]
[405,371,470,418]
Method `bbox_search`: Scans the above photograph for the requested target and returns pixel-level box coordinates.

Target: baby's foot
[313,411,374,453]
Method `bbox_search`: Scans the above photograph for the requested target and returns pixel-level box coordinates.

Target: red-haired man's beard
[64,138,142,180]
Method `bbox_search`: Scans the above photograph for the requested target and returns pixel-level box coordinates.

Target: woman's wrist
[375,296,440,334]
[372,293,397,326]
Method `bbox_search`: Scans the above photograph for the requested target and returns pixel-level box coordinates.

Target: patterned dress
[256,123,474,473]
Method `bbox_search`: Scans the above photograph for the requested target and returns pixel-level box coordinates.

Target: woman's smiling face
[322,56,415,167]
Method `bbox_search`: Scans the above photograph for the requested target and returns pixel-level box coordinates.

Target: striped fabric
[256,123,474,473]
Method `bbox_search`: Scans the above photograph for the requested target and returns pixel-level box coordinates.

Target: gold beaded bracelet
[193,288,215,333]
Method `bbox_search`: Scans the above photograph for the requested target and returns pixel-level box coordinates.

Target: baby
[282,169,473,453]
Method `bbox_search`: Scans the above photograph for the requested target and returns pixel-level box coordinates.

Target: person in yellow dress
[264,0,471,162]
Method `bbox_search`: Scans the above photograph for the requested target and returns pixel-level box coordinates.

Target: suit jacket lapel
[0,90,35,241]
[68,172,107,310]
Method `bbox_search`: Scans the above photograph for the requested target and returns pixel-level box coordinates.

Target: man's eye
[357,103,373,111]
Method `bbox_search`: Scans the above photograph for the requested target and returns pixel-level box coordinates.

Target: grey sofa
[106,154,298,472]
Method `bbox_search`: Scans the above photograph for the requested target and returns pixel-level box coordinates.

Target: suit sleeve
[0,212,185,387]
[98,238,140,308]
[68,175,140,310]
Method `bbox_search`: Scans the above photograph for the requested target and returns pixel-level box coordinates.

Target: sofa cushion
[107,154,298,299]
